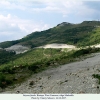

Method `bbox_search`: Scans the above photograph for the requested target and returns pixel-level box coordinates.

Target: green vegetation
[72,47,100,57]
[0,73,13,90]
[15,25,98,47]
[0,40,19,48]
[0,21,100,48]
[77,27,100,46]
[0,49,15,64]
[0,47,100,89]
[92,74,100,84]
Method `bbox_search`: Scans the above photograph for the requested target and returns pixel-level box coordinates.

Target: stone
[97,86,99,89]
[29,81,35,86]
[65,80,68,82]
[16,91,20,93]
[92,84,96,88]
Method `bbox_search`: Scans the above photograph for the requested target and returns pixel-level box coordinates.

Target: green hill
[0,21,100,48]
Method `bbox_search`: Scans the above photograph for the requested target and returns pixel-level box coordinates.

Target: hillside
[0,21,100,48]
[2,52,100,93]
[0,47,100,92]
[1,21,100,93]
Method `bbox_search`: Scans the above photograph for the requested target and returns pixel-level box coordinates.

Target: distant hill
[0,21,100,48]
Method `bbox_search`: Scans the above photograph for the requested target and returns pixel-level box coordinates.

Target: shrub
[0,74,6,89]
[0,74,13,89]
[1,67,15,74]
[28,63,40,72]
[92,74,100,84]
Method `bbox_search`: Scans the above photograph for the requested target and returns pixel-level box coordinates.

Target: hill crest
[0,20,100,49]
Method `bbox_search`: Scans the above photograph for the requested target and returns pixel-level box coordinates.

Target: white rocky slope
[4,43,100,55]
[2,53,100,94]
[36,43,100,50]
[37,43,76,49]
[4,43,76,54]
[5,45,30,54]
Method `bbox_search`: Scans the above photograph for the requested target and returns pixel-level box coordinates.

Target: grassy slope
[0,47,100,89]
[0,48,67,89]
[19,21,99,47]
[0,40,19,48]
[77,27,100,46]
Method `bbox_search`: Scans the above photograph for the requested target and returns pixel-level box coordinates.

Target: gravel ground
[2,53,100,94]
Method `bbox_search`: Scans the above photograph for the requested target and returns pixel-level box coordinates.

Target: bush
[0,74,13,89]
[92,74,100,84]
[28,63,40,72]
[0,74,6,82]
[0,74,6,89]
[1,67,15,74]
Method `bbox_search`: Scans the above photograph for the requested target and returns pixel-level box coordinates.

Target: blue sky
[0,0,100,42]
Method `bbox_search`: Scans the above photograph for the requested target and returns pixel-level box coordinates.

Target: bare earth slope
[2,53,100,94]
[37,43,76,49]
[5,45,30,54]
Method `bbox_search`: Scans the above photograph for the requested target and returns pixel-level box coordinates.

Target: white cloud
[0,0,98,18]
[0,1,26,10]
[0,14,50,42]
[0,0,100,42]
[28,0,96,18]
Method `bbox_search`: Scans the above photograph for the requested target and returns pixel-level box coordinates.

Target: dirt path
[2,53,100,94]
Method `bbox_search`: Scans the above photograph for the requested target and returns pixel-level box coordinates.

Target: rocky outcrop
[5,45,30,54]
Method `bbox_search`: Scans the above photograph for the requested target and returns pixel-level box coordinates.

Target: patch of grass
[0,73,13,90]
[92,74,100,84]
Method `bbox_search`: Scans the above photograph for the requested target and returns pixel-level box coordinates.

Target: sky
[0,0,100,42]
